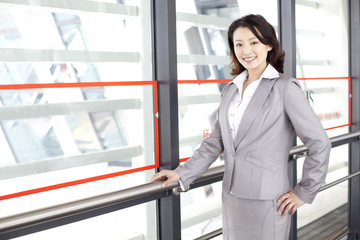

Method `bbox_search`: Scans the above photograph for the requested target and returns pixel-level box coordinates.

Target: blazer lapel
[233,78,277,148]
[219,83,238,151]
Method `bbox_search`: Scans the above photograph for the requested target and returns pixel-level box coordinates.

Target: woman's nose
[243,45,251,54]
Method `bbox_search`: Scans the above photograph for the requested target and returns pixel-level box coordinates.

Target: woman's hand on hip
[277,188,305,217]
[151,170,180,187]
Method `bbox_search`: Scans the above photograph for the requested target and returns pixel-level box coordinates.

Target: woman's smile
[243,56,256,63]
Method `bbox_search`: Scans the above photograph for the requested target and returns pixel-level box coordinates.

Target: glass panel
[0,85,156,216]
[0,3,139,52]
[12,201,158,240]
[295,1,349,237]
[296,0,348,78]
[0,0,152,83]
[179,82,224,162]
[297,78,350,131]
[0,0,155,221]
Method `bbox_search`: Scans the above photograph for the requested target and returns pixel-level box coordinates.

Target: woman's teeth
[244,57,256,61]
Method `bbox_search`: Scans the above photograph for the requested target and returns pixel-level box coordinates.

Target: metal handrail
[0,181,178,233]
[194,229,222,240]
[320,171,360,192]
[1,130,360,235]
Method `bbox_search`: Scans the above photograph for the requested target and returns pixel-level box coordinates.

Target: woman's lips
[243,56,256,63]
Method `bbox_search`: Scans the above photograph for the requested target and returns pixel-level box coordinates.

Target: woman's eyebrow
[234,37,258,42]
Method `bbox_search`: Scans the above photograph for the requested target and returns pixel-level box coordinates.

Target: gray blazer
[175,73,331,204]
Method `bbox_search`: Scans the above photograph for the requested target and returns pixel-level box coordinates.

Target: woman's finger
[282,202,294,217]
[151,170,168,182]
[151,170,180,187]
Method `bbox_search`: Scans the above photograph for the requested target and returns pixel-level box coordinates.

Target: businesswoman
[151,14,331,239]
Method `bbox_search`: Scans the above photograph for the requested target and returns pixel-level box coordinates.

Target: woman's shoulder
[276,73,297,83]
[275,73,301,88]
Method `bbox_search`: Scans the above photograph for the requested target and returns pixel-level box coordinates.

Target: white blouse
[228,64,279,139]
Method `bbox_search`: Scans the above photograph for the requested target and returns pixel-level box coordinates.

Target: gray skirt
[222,191,291,240]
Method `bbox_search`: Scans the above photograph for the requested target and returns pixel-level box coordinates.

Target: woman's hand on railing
[151,170,180,187]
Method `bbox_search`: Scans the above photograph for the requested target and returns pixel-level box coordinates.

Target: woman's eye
[251,41,259,45]
[235,43,242,47]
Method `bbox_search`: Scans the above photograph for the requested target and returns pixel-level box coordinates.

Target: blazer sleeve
[284,78,331,204]
[174,85,228,189]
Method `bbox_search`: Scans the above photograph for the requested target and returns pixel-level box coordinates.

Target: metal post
[278,0,296,78]
[349,0,360,239]
[152,0,181,239]
[278,1,297,240]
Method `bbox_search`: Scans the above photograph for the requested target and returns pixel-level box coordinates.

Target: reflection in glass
[296,0,348,78]
[0,85,154,176]
[295,0,349,237]
[0,0,155,223]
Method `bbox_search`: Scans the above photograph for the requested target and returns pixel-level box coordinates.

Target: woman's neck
[247,65,267,82]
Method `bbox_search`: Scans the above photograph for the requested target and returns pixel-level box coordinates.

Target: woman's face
[233,27,272,74]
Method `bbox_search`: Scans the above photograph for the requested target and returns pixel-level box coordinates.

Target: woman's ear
[267,45,273,52]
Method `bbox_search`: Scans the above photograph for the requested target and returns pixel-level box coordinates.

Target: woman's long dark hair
[227,14,285,75]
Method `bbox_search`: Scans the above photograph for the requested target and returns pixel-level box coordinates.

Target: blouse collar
[232,64,280,90]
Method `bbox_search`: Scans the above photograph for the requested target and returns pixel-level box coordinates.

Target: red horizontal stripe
[325,123,351,131]
[0,164,158,201]
[0,77,351,90]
